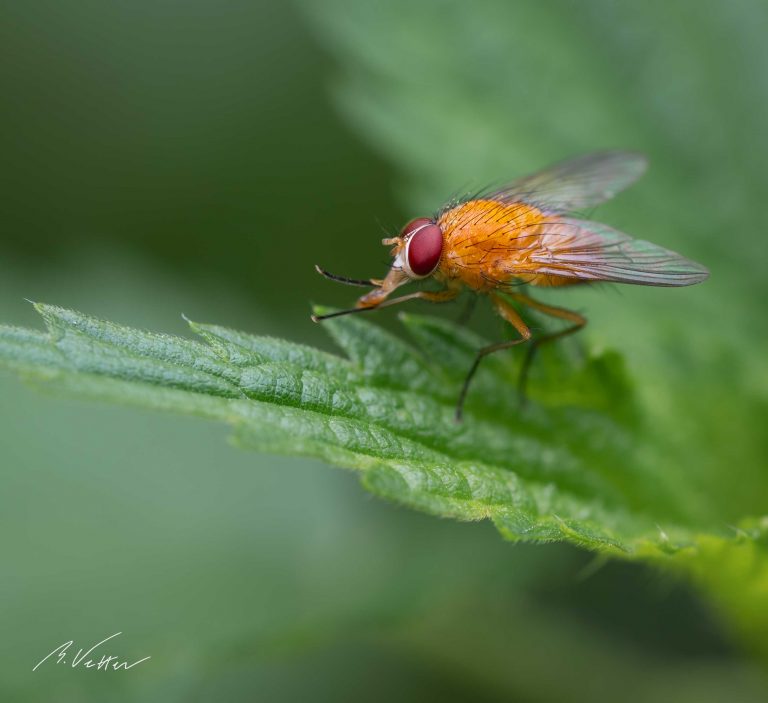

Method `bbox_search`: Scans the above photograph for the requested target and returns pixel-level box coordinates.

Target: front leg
[312,287,459,322]
[376,288,460,308]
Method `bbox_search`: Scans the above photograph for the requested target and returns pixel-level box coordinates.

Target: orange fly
[312,151,709,420]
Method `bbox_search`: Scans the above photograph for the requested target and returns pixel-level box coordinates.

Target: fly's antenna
[314,265,378,288]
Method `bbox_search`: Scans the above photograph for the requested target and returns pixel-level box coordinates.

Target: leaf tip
[181,313,202,334]
[25,299,53,322]
[28,302,61,331]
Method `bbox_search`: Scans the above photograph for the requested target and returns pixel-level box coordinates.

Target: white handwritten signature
[33,632,151,672]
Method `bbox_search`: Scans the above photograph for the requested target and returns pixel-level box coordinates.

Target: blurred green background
[1,1,767,700]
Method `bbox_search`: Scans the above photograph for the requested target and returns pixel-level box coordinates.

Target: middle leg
[455,292,531,421]
[505,291,587,400]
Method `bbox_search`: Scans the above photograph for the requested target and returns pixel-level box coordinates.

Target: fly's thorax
[436,199,549,291]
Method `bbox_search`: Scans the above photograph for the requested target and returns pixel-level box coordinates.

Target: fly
[312,151,709,420]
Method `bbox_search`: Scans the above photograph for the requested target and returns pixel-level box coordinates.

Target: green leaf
[0,303,763,562]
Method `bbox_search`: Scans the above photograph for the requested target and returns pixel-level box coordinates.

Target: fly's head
[356,218,444,308]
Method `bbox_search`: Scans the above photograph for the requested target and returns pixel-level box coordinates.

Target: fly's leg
[455,293,531,422]
[377,288,460,307]
[506,292,586,402]
[312,288,458,321]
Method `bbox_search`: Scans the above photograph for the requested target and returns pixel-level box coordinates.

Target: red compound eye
[401,217,432,239]
[404,221,443,277]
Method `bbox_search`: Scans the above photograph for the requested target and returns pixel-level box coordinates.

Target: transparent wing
[487,151,648,214]
[523,218,709,287]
